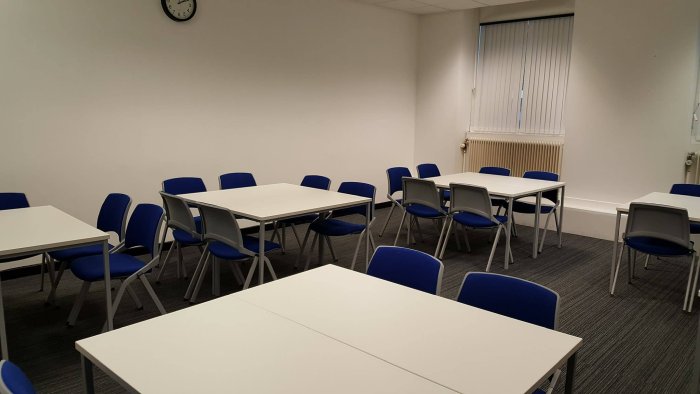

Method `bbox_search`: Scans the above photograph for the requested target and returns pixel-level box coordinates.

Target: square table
[426,172,566,267]
[609,192,700,293]
[76,295,455,394]
[236,265,583,394]
[0,206,110,359]
[180,183,373,287]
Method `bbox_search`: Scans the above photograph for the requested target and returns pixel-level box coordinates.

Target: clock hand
[177,0,190,4]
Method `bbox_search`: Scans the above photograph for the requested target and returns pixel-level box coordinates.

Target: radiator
[462,137,564,177]
[685,152,700,184]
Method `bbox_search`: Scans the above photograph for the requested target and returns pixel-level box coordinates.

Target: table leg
[103,241,113,331]
[533,192,542,259]
[505,197,514,269]
[82,354,95,394]
[558,185,565,248]
[565,351,577,394]
[259,221,266,286]
[365,202,371,270]
[0,275,8,360]
[610,212,621,293]
[692,306,700,394]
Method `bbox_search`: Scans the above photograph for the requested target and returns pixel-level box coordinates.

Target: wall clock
[162,0,196,22]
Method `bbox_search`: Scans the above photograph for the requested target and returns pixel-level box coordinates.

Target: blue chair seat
[194,216,203,232]
[406,204,445,218]
[49,243,115,262]
[310,219,366,236]
[512,201,556,214]
[172,229,202,245]
[280,214,319,225]
[453,212,507,228]
[71,254,146,282]
[691,223,700,234]
[625,236,693,257]
[442,190,451,201]
[207,237,281,260]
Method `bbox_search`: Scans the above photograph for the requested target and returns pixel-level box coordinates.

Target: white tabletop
[180,183,372,222]
[76,296,454,394]
[236,265,582,394]
[0,206,108,259]
[618,192,700,221]
[427,172,565,198]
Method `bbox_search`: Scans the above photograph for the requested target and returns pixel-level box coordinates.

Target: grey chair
[437,184,512,272]
[185,203,281,303]
[393,178,448,250]
[611,202,698,312]
[157,193,205,282]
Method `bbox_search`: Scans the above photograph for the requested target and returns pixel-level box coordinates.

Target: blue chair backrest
[301,175,331,190]
[367,246,443,295]
[670,183,700,197]
[523,171,559,203]
[416,163,441,179]
[0,360,35,394]
[333,182,376,220]
[457,272,559,330]
[97,193,131,240]
[386,167,412,196]
[124,204,164,257]
[479,166,510,176]
[220,173,257,190]
[163,177,206,195]
[0,193,29,211]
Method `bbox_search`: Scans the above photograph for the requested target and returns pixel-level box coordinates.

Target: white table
[78,265,582,393]
[236,265,582,394]
[0,206,110,359]
[77,295,455,393]
[427,172,566,267]
[609,192,700,293]
[180,183,373,287]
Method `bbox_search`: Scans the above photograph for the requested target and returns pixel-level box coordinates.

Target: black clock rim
[161,0,197,22]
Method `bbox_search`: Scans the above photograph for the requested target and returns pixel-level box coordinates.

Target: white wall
[0,0,417,224]
[414,10,479,174]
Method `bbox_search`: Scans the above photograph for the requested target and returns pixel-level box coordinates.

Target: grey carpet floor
[2,207,697,393]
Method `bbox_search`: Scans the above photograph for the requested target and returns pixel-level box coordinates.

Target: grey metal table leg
[0,275,7,360]
[82,355,95,394]
[565,351,577,394]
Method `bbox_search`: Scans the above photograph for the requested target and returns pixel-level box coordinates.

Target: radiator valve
[686,152,697,168]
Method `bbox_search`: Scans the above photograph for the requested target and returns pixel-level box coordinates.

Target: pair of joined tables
[77,264,583,393]
[426,172,566,267]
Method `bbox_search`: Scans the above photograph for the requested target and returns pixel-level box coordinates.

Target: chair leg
[184,250,209,300]
[350,230,366,271]
[263,257,277,280]
[243,257,258,290]
[627,247,633,284]
[511,214,519,238]
[140,275,166,315]
[369,230,377,251]
[611,245,625,295]
[67,282,91,326]
[538,210,555,253]
[435,218,449,258]
[231,263,245,286]
[644,254,650,269]
[439,218,454,259]
[378,203,396,237]
[295,226,312,269]
[485,226,503,272]
[189,254,212,304]
[290,224,302,248]
[304,233,319,271]
[463,226,471,253]
[281,225,287,254]
[156,241,177,283]
[39,253,46,292]
[46,260,68,305]
[413,216,424,244]
[212,257,221,297]
[176,242,183,279]
[393,211,408,246]
[325,236,338,263]
[687,255,700,312]
[407,214,412,245]
[124,281,143,310]
[632,250,637,279]
[452,221,462,251]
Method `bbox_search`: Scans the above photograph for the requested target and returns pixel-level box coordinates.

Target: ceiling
[352,0,539,14]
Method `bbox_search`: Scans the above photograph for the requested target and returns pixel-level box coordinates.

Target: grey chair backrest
[626,203,691,248]
[198,203,255,257]
[449,183,495,221]
[159,192,201,240]
[402,178,443,211]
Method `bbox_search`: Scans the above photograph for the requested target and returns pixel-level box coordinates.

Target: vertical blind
[471,15,574,135]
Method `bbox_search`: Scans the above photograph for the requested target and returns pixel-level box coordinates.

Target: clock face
[162,0,196,22]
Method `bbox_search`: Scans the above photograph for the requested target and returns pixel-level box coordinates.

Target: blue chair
[393,178,447,251]
[157,193,205,283]
[299,182,376,271]
[67,204,166,328]
[611,203,698,312]
[273,175,332,251]
[162,177,207,195]
[456,272,561,392]
[417,163,449,201]
[512,171,561,252]
[219,172,257,190]
[437,183,511,272]
[378,167,412,238]
[0,359,35,394]
[186,203,281,303]
[46,193,132,305]
[367,246,443,295]
[479,166,510,176]
[670,184,700,234]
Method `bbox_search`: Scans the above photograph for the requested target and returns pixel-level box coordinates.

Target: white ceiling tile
[419,0,486,10]
[381,0,430,10]
[348,0,538,15]
[410,5,450,13]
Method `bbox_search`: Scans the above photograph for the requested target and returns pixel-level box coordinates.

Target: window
[471,15,574,135]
